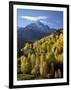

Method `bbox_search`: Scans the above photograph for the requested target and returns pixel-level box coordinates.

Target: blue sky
[17,9,63,29]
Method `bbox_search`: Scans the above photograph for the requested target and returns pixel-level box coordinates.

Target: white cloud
[21,16,48,21]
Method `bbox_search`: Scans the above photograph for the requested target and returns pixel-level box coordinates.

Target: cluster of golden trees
[17,30,63,79]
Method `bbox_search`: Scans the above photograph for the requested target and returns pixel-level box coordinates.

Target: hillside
[17,29,63,80]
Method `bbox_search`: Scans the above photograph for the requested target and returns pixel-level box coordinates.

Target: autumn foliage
[17,29,63,80]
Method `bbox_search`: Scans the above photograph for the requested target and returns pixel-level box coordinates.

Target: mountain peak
[32,20,43,25]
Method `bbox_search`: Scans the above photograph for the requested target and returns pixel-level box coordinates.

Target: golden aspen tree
[40,53,47,77]
[21,56,27,73]
[30,53,36,69]
[21,55,31,74]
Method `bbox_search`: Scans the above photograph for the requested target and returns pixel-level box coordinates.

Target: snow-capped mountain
[17,20,56,51]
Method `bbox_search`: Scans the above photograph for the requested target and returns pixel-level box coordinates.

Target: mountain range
[17,21,56,52]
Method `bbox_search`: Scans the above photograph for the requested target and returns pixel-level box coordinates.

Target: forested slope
[17,29,63,80]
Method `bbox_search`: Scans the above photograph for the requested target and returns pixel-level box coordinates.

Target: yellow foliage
[18,29,63,79]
